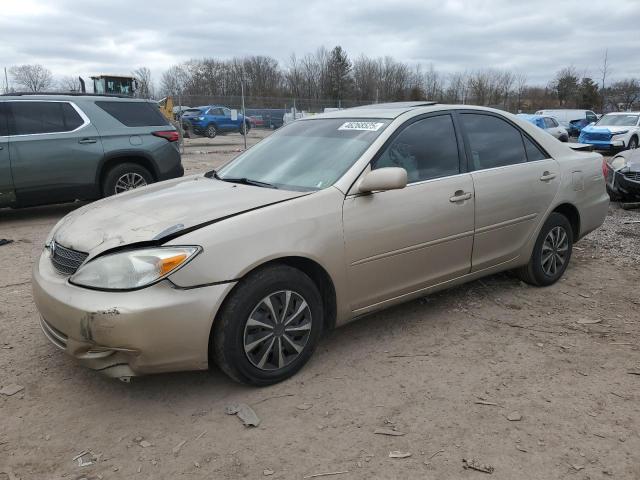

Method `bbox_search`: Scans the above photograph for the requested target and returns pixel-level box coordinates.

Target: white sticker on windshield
[338,121,385,132]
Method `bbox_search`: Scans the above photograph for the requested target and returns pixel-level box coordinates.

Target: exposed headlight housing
[609,156,628,170]
[70,246,201,291]
[196,116,205,121]
[611,130,629,137]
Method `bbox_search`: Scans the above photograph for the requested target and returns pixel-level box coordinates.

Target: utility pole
[600,48,609,113]
[4,67,9,94]
[241,76,247,151]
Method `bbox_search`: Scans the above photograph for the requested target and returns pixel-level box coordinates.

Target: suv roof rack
[351,101,437,109]
[1,92,137,99]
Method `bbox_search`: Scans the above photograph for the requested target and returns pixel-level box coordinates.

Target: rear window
[9,101,84,135]
[95,101,169,127]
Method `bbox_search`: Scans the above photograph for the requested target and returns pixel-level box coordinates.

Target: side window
[95,101,169,127]
[10,101,84,135]
[460,113,527,170]
[0,103,8,136]
[550,118,559,127]
[223,108,231,117]
[211,108,224,116]
[543,118,553,128]
[372,114,460,183]
[523,135,549,162]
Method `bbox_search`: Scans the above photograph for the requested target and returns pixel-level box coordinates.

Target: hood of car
[582,125,630,135]
[52,175,308,256]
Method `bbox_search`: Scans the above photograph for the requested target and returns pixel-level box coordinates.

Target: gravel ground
[1,131,639,480]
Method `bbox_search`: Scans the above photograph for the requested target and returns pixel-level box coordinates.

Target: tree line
[5,45,640,112]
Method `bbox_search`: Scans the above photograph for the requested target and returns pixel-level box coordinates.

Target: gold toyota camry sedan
[33,102,609,385]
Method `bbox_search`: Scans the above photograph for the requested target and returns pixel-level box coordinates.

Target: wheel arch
[210,255,338,340]
[552,202,581,241]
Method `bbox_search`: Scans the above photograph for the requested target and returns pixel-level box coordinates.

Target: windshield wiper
[220,177,279,189]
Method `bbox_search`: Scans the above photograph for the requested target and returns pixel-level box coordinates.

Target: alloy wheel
[243,290,312,371]
[114,173,147,193]
[541,226,569,276]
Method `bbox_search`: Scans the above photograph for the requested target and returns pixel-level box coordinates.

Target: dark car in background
[181,105,250,138]
[0,94,183,208]
[605,149,640,201]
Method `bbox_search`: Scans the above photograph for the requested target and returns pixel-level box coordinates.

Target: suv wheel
[516,213,573,286]
[206,124,217,138]
[240,122,250,136]
[212,265,323,385]
[628,136,638,150]
[103,163,154,197]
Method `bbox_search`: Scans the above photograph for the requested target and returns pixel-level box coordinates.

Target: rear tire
[102,163,153,197]
[212,265,323,386]
[516,213,573,286]
[240,121,250,135]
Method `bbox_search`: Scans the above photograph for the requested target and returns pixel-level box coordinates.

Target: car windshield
[596,114,639,127]
[218,118,390,191]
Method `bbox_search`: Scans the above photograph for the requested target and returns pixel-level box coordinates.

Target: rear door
[343,113,475,311]
[458,111,560,271]
[0,102,15,207]
[8,100,104,206]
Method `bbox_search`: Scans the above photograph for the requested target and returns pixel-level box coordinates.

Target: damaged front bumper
[606,168,640,200]
[32,251,236,379]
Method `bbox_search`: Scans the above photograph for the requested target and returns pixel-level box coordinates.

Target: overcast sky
[2,0,639,86]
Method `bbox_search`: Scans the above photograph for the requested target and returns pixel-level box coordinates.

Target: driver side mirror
[358,167,407,193]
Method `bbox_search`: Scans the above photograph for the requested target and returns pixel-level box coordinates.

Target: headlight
[70,246,201,291]
[612,130,628,137]
[609,156,627,170]
[196,116,205,121]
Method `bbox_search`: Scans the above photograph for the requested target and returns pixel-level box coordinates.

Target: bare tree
[9,64,54,92]
[607,79,640,111]
[514,72,528,112]
[58,75,82,92]
[133,67,153,98]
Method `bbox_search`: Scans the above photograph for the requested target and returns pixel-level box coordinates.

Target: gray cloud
[1,0,639,85]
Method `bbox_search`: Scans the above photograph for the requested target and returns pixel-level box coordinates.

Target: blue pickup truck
[181,105,250,138]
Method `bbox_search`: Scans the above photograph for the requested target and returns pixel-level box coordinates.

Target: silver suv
[0,94,183,208]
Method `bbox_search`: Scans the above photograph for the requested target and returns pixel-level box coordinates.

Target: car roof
[303,101,442,120]
[0,93,149,102]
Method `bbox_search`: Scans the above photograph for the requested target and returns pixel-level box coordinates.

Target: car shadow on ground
[0,201,86,223]
[54,271,518,407]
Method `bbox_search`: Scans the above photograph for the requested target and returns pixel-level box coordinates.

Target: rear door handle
[449,191,473,203]
[78,138,97,144]
[540,171,556,181]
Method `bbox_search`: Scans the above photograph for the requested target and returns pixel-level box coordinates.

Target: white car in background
[579,112,640,151]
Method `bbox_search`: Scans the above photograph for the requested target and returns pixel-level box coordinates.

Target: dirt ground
[1,130,639,480]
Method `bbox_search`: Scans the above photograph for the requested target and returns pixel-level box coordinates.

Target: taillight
[602,158,608,178]
[152,130,179,142]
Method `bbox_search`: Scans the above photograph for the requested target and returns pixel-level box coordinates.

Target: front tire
[516,213,573,286]
[240,121,250,136]
[627,136,638,150]
[206,124,217,138]
[212,265,323,386]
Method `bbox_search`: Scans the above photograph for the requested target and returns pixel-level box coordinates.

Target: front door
[0,102,15,207]
[458,112,561,271]
[8,100,104,206]
[343,113,475,312]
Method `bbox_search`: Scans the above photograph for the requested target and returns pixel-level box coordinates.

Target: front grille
[623,171,640,181]
[50,241,88,275]
[39,316,68,350]
[583,132,612,142]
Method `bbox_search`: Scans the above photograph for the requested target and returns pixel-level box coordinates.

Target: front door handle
[540,171,556,181]
[78,138,97,144]
[449,191,473,203]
